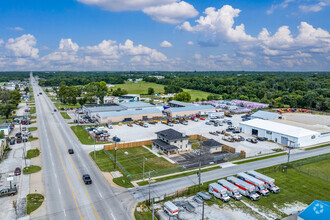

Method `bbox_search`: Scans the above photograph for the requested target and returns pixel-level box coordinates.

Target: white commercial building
[251,110,281,120]
[239,119,330,148]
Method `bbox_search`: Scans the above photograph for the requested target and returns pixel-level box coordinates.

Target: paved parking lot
[105,114,282,157]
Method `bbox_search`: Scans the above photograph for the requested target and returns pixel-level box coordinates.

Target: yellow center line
[38,92,84,220]
[42,91,100,220]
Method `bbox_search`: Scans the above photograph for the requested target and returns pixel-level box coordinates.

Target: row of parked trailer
[162,170,280,217]
[209,170,280,202]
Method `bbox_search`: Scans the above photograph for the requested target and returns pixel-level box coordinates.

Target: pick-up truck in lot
[0,187,18,197]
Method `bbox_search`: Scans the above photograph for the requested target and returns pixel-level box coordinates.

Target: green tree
[0,104,15,118]
[24,87,30,93]
[148,87,155,95]
[174,92,191,102]
[112,88,128,96]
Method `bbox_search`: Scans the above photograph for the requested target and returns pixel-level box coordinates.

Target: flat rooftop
[240,118,319,138]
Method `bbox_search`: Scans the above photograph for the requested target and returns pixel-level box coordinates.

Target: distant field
[114,81,215,100]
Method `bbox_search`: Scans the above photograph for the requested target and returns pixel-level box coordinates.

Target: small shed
[202,139,223,153]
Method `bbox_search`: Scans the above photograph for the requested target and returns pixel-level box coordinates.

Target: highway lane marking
[52,111,101,220]
[38,95,84,220]
[40,88,100,220]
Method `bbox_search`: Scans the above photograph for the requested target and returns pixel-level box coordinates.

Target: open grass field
[114,81,215,100]
[300,158,330,176]
[108,146,179,176]
[30,106,36,114]
[54,102,81,109]
[0,118,12,123]
[60,112,71,119]
[26,193,44,214]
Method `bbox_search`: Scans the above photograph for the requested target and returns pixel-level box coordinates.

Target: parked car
[23,137,28,142]
[68,149,74,154]
[247,138,258,144]
[15,132,22,137]
[14,167,21,176]
[200,118,205,120]
[256,136,267,141]
[54,109,57,112]
[22,127,27,131]
[0,187,17,197]
[16,137,22,143]
[10,137,15,145]
[82,174,92,184]
[225,114,233,118]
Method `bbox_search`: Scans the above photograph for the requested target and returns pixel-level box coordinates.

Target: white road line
[63,209,67,216]
[111,212,116,220]
[98,192,103,198]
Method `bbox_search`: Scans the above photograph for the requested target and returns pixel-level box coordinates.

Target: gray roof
[251,110,281,120]
[120,102,154,109]
[152,139,178,151]
[83,103,127,113]
[156,128,189,140]
[168,100,194,107]
[202,139,223,148]
[98,108,162,118]
[169,105,214,113]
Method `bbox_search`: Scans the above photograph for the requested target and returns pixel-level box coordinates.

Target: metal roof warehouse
[239,119,330,147]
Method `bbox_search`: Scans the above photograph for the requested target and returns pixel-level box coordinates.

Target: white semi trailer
[237,172,270,196]
[227,176,260,201]
[246,170,280,193]
[217,179,242,200]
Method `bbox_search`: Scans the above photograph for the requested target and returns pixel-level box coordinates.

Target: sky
[0,0,329,71]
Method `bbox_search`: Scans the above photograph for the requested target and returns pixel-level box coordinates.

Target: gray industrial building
[251,110,282,120]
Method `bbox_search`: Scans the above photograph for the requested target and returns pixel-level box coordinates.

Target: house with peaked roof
[152,128,191,156]
[202,139,223,153]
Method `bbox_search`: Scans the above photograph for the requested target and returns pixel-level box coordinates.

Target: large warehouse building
[165,105,215,117]
[239,119,330,147]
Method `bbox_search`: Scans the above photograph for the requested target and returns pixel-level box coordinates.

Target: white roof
[240,119,319,138]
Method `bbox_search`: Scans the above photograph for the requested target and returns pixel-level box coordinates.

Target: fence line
[295,166,330,182]
[103,149,130,177]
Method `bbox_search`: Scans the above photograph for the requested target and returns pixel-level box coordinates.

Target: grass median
[23,165,41,174]
[305,143,330,151]
[28,127,38,132]
[60,112,71,119]
[26,193,44,214]
[28,137,39,142]
[26,149,40,159]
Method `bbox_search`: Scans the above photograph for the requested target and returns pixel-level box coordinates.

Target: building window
[266,131,272,135]
[174,141,177,143]
[311,135,316,139]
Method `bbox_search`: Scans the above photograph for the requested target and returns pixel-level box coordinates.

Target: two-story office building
[152,129,191,156]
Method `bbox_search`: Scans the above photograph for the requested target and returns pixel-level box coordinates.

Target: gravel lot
[106,114,282,157]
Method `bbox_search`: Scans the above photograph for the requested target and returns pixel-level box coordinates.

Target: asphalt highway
[32,75,132,220]
[130,145,330,202]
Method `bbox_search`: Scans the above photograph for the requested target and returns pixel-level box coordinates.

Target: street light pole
[286,144,291,168]
[198,135,202,191]
[94,134,96,159]
[148,171,151,206]
[114,136,117,169]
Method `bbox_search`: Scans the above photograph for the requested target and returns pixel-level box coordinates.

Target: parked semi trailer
[246,170,280,193]
[209,183,231,202]
[227,176,260,201]
[237,172,270,196]
[217,179,242,200]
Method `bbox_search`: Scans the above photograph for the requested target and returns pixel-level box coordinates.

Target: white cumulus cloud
[299,0,330,13]
[143,1,198,24]
[187,41,194,45]
[8,27,24,31]
[5,34,39,59]
[160,40,173,48]
[59,39,79,51]
[178,5,255,42]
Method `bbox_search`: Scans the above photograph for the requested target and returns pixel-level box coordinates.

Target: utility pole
[152,173,154,220]
[93,134,96,159]
[148,171,151,206]
[114,136,117,169]
[198,135,203,191]
[202,201,205,220]
[286,144,292,168]
[143,157,145,181]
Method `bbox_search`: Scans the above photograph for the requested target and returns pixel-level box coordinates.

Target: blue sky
[0,0,329,71]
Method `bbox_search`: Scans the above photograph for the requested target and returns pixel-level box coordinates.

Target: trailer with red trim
[209,183,231,202]
[237,172,270,196]
[217,179,242,200]
[164,201,178,216]
[246,170,280,193]
[227,176,260,201]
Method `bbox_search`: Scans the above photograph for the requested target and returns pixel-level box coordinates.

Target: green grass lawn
[26,149,40,159]
[28,127,38,132]
[23,165,41,174]
[233,152,287,164]
[89,150,134,188]
[54,102,81,110]
[108,146,180,176]
[0,118,13,123]
[28,137,39,142]
[60,112,71,119]
[26,193,44,214]
[114,81,215,100]
[134,203,153,220]
[30,106,36,114]
[305,143,330,151]
[300,158,330,176]
[71,125,110,145]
